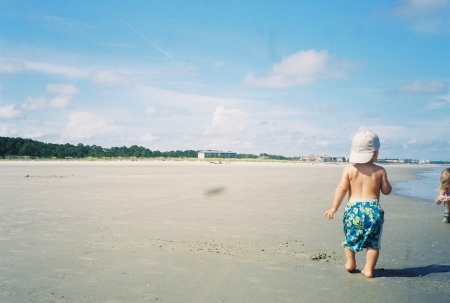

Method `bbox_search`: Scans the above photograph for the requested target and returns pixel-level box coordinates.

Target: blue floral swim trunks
[342,200,384,252]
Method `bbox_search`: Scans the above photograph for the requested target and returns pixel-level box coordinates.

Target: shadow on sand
[377,264,450,278]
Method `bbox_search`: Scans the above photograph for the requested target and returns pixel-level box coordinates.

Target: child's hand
[437,195,449,204]
[324,208,337,220]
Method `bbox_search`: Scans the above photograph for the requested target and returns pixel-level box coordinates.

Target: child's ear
[372,150,379,161]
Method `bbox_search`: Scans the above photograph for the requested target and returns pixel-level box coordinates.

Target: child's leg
[344,248,356,272]
[444,201,450,223]
[361,248,379,278]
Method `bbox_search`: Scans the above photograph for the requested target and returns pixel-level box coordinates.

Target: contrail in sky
[120,18,179,64]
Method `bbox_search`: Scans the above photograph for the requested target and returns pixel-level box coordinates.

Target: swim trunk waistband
[347,199,379,206]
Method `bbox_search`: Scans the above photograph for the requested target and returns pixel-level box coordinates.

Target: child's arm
[324,166,350,220]
[436,189,446,205]
[380,168,392,195]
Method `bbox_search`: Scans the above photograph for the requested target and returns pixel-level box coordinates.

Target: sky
[0,0,449,160]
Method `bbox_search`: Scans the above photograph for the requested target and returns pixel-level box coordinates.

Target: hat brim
[349,150,374,164]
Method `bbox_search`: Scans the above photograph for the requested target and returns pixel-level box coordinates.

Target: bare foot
[344,248,356,272]
[361,269,374,278]
[361,248,379,278]
[345,262,356,272]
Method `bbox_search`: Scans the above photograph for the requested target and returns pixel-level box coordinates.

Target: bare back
[324,160,392,220]
[346,163,392,200]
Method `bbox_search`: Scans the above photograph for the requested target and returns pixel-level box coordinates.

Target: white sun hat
[349,130,380,163]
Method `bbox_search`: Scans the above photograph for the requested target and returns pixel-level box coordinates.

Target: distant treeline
[0,136,292,160]
[429,161,450,165]
[0,136,197,159]
[258,153,295,160]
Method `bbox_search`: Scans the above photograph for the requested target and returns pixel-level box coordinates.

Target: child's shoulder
[342,164,356,172]
[372,163,387,172]
[342,164,358,177]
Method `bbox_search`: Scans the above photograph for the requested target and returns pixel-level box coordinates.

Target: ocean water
[393,167,446,202]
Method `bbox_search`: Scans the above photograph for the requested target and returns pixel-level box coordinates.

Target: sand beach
[0,160,449,302]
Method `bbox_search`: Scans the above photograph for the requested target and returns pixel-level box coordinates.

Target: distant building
[324,157,347,163]
[379,158,419,164]
[198,150,237,159]
[300,155,329,162]
[300,155,315,161]
[385,159,405,163]
[300,155,347,162]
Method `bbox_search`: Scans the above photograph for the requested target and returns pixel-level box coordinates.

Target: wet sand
[0,161,449,302]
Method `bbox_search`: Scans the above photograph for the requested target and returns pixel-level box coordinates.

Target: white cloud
[48,96,72,109]
[244,49,361,88]
[360,120,450,160]
[248,123,339,156]
[315,140,330,147]
[438,93,450,102]
[1,58,92,78]
[0,104,22,119]
[136,85,245,107]
[138,134,159,143]
[25,61,89,78]
[90,70,128,85]
[143,105,189,117]
[0,60,24,73]
[396,80,447,93]
[391,0,450,34]
[144,106,158,116]
[21,96,47,110]
[63,112,120,139]
[203,106,247,136]
[143,106,173,117]
[19,84,79,110]
[0,126,19,136]
[355,124,450,148]
[47,84,79,109]
[427,93,450,109]
[357,125,409,141]
[47,83,80,95]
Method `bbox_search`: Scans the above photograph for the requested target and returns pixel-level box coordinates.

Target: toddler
[324,130,392,278]
[435,168,450,223]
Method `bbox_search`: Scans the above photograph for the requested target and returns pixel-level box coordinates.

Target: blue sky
[0,0,449,160]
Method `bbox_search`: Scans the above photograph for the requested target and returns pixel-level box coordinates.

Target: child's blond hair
[439,168,450,190]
